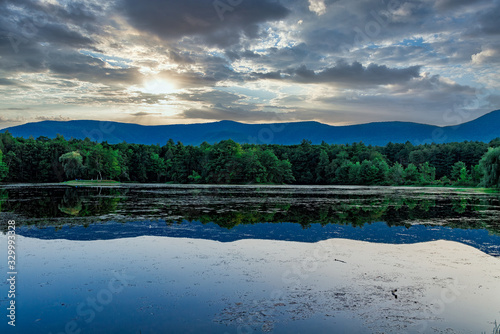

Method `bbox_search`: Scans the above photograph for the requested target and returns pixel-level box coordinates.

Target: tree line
[0,132,499,187]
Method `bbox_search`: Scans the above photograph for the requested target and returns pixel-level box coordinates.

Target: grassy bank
[63,180,121,187]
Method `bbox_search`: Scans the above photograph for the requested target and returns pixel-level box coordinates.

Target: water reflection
[0,185,499,235]
[1,185,499,334]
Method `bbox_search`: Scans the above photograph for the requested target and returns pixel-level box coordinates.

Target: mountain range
[2,110,499,146]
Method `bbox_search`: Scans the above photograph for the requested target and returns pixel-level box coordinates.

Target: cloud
[0,107,30,111]
[0,78,20,86]
[0,0,498,127]
[471,46,500,64]
[0,115,26,122]
[434,0,484,11]
[312,73,481,125]
[308,0,327,15]
[35,115,71,122]
[0,0,102,49]
[254,61,421,87]
[120,0,290,46]
[475,2,500,35]
[0,0,116,84]
[389,74,477,99]
[168,50,195,65]
[181,104,283,122]
[130,112,161,117]
[47,51,142,85]
[174,89,244,104]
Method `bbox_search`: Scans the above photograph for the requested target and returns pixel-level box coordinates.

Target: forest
[0,131,499,187]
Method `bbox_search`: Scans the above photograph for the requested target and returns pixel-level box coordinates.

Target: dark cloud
[0,0,101,49]
[121,0,290,46]
[476,3,500,35]
[47,51,142,85]
[168,50,195,65]
[224,49,261,62]
[34,23,94,47]
[254,61,421,87]
[358,45,437,66]
[225,50,241,61]
[174,89,243,104]
[0,77,30,89]
[314,74,481,125]
[0,78,19,86]
[434,0,484,11]
[131,112,161,117]
[241,50,260,58]
[0,0,109,83]
[388,74,477,100]
[258,43,317,68]
[0,107,30,111]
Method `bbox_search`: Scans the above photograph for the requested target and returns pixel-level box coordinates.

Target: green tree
[205,140,243,184]
[359,160,379,185]
[104,149,122,180]
[59,151,84,180]
[0,150,8,181]
[149,153,167,182]
[315,150,330,184]
[188,170,202,183]
[479,147,500,188]
[373,157,389,185]
[334,160,352,185]
[276,159,295,184]
[451,161,471,185]
[451,161,467,182]
[258,149,281,183]
[404,163,420,185]
[471,164,483,185]
[419,162,436,185]
[348,162,362,184]
[241,150,266,183]
[85,145,122,180]
[388,162,405,185]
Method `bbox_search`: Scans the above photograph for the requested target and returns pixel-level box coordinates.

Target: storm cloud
[254,62,421,87]
[121,0,290,46]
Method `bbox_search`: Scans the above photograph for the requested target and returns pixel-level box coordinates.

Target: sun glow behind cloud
[136,78,178,96]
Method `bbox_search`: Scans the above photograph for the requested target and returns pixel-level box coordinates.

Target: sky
[0,0,499,129]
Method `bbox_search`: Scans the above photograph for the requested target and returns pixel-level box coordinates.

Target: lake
[1,184,499,333]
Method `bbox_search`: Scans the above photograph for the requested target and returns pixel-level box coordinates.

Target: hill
[2,110,499,145]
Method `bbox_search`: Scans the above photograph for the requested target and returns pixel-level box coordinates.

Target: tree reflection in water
[0,185,498,236]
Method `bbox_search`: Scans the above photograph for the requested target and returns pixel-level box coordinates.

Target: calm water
[1,184,500,333]
[2,184,500,255]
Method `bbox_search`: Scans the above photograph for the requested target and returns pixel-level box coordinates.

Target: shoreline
[0,182,497,192]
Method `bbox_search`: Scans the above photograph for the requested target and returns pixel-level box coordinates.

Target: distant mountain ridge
[2,110,500,146]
